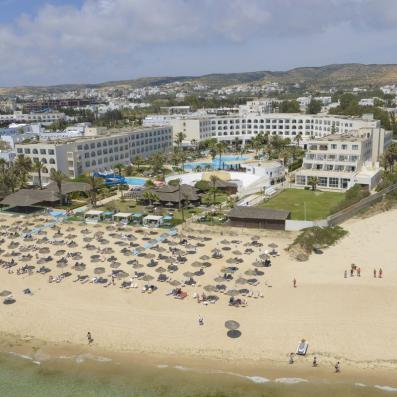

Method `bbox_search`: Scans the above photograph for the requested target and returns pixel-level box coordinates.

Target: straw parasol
[183,271,194,278]
[235,277,247,285]
[94,267,105,274]
[155,266,167,273]
[224,320,240,330]
[73,263,86,271]
[268,243,278,249]
[204,285,216,292]
[200,255,210,261]
[227,330,242,338]
[191,261,203,268]
[232,250,242,256]
[55,250,66,256]
[225,289,240,296]
[141,274,154,282]
[110,262,121,269]
[168,280,181,286]
[0,290,12,297]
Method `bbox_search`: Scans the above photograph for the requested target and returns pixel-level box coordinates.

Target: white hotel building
[15,126,173,185]
[144,111,384,146]
[0,111,65,125]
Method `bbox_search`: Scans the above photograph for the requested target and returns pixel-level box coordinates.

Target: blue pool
[124,177,147,186]
[184,155,248,170]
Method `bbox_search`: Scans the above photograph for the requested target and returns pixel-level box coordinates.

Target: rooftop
[228,206,290,221]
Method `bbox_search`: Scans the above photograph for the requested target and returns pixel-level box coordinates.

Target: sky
[1,0,397,87]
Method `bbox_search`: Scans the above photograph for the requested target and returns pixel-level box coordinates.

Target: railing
[327,183,397,225]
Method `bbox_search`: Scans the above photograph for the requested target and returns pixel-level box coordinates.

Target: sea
[0,352,396,397]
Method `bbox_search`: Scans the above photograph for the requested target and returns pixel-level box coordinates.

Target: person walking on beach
[379,268,383,278]
[357,267,361,277]
[373,269,377,278]
[312,356,318,367]
[344,270,347,278]
[335,361,341,373]
[198,315,204,326]
[289,353,294,364]
[87,331,93,344]
[293,278,296,288]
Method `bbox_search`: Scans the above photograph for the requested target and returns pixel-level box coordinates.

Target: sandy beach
[0,209,397,387]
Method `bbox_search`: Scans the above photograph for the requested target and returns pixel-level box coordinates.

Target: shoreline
[2,331,397,390]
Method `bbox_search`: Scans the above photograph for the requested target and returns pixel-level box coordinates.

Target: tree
[209,175,219,205]
[14,155,32,187]
[143,191,159,206]
[133,155,144,172]
[216,142,226,169]
[149,152,165,175]
[294,133,303,147]
[308,176,319,191]
[50,169,67,204]
[87,175,101,207]
[174,131,186,149]
[33,159,45,189]
[114,163,124,176]
[279,100,300,113]
[306,99,322,114]
[174,178,185,221]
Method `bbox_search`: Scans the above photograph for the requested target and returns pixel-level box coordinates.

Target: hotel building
[15,126,173,185]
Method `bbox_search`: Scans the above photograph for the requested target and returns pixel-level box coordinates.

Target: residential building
[15,126,173,185]
[0,111,65,124]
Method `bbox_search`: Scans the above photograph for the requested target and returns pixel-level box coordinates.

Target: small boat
[296,339,309,356]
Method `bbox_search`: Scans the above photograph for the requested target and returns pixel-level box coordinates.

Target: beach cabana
[132,212,143,224]
[84,210,104,223]
[112,212,133,225]
[162,214,173,227]
[227,207,290,230]
[143,215,164,228]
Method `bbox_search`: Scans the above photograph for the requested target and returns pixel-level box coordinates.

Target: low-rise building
[0,111,65,124]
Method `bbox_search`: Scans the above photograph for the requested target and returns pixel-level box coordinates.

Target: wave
[244,376,270,384]
[374,385,397,393]
[8,352,33,361]
[274,378,308,384]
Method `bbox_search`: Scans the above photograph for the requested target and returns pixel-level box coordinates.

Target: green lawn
[258,189,345,220]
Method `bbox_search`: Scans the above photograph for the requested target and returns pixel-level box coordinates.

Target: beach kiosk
[84,210,104,223]
[143,215,164,228]
[132,212,143,224]
[112,212,133,225]
[162,214,173,227]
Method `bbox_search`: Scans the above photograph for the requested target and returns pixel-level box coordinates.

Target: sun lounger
[296,340,309,356]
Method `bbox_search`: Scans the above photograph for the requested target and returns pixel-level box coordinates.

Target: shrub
[330,185,369,213]
[194,180,210,192]
[168,179,180,186]
[289,226,348,254]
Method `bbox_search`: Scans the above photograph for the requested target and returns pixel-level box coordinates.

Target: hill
[2,63,397,96]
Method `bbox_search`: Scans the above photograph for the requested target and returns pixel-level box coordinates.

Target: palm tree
[87,175,101,207]
[149,152,165,176]
[32,159,45,189]
[174,178,185,221]
[113,163,124,176]
[50,169,67,204]
[308,176,319,191]
[294,133,303,147]
[209,175,219,205]
[143,191,160,206]
[216,142,226,169]
[14,154,32,187]
[133,155,144,173]
[174,131,186,149]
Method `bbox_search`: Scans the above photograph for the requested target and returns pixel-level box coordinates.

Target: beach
[0,209,397,392]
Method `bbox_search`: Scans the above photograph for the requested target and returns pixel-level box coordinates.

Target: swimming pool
[124,177,147,186]
[184,155,248,170]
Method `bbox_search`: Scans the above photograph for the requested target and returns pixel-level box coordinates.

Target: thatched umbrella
[227,330,241,338]
[55,250,66,256]
[222,246,231,251]
[225,289,240,296]
[0,290,12,297]
[39,247,50,254]
[73,263,86,271]
[191,261,203,268]
[214,276,225,283]
[225,320,240,330]
[203,285,216,292]
[57,261,68,268]
[183,271,194,278]
[251,235,260,241]
[168,280,181,286]
[232,250,242,256]
[235,277,247,285]
[94,267,105,274]
[155,266,167,273]
[132,263,144,269]
[114,270,129,279]
[168,264,178,272]
[268,243,278,249]
[200,255,210,261]
[141,274,154,282]
[110,262,121,269]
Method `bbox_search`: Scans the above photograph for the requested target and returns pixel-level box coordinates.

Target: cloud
[0,0,397,86]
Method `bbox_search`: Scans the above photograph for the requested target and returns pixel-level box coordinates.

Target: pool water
[124,177,147,186]
[184,155,248,170]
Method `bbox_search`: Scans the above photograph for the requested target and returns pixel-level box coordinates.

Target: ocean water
[0,353,395,397]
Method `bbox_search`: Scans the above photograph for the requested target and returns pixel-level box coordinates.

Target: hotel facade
[15,126,173,185]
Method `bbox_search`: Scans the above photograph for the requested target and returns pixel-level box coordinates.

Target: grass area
[259,189,345,220]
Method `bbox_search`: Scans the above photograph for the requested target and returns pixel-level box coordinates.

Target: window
[341,144,348,150]
[352,145,359,150]
[318,177,327,186]
[40,149,46,155]
[329,178,339,188]
[331,144,337,150]
[296,175,306,185]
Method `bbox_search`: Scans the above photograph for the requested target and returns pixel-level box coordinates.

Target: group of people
[289,353,341,373]
[344,264,383,278]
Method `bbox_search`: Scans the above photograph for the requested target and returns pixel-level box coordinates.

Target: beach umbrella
[0,290,12,297]
[251,235,260,241]
[66,234,77,240]
[202,262,212,268]
[57,261,68,268]
[216,284,227,291]
[155,267,167,273]
[110,262,121,269]
[214,276,225,283]
[203,237,212,241]
[132,263,144,269]
[3,298,16,305]
[191,261,203,268]
[81,229,90,235]
[39,247,50,254]
[194,269,205,276]
[220,240,230,245]
[200,255,210,261]
[55,250,66,256]
[168,264,178,272]
[247,278,258,285]
[225,289,240,297]
[245,269,257,276]
[227,330,241,339]
[165,201,174,207]
[268,243,278,249]
[66,227,75,232]
[168,280,181,286]
[226,258,236,264]
[225,320,240,330]
[141,274,154,282]
[158,274,168,282]
[146,253,156,259]
[94,267,105,274]
[114,270,129,279]
[232,250,242,256]
[235,277,247,285]
[73,263,86,271]
[183,271,194,278]
[204,285,216,292]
